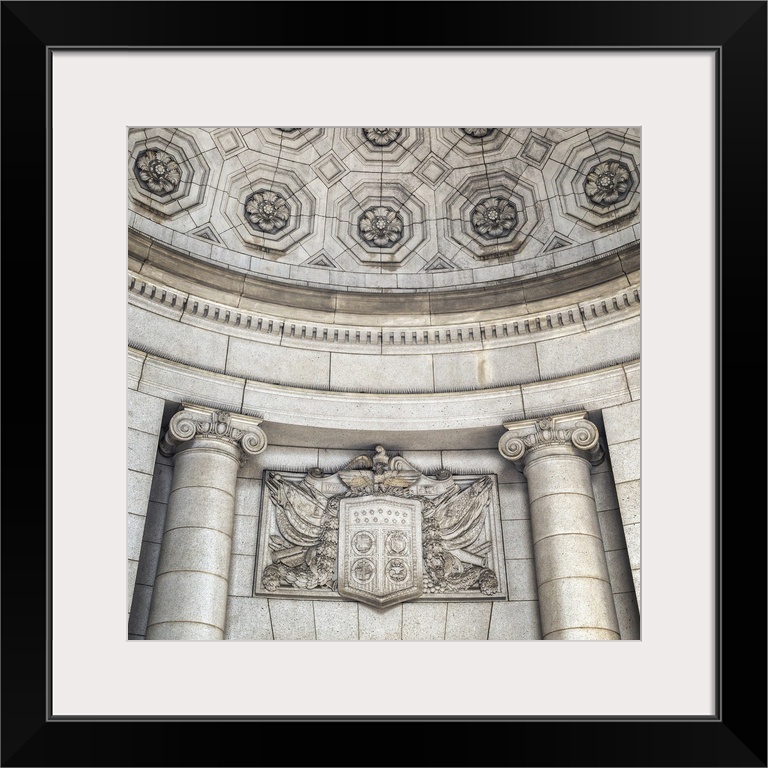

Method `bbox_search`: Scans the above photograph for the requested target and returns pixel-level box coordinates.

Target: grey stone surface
[607,439,640,484]
[616,480,640,525]
[505,558,538,601]
[127,559,138,613]
[136,540,161,587]
[226,337,331,388]
[529,494,603,542]
[269,598,317,640]
[358,604,402,640]
[525,456,594,502]
[623,522,640,570]
[432,345,540,390]
[127,348,145,390]
[128,469,153,517]
[535,319,639,380]
[142,501,168,544]
[227,554,255,597]
[127,388,166,435]
[129,304,229,371]
[441,450,523,484]
[502,519,534,560]
[234,478,262,516]
[224,597,274,640]
[128,513,147,561]
[538,578,619,638]
[624,361,641,401]
[330,352,435,393]
[488,601,542,640]
[498,482,530,520]
[165,486,236,535]
[231,514,259,556]
[602,400,641,445]
[444,602,492,640]
[128,428,159,475]
[613,590,640,640]
[598,508,628,552]
[313,601,359,641]
[148,621,223,640]
[128,583,153,635]
[139,356,245,412]
[237,445,320,480]
[147,570,229,633]
[592,471,620,512]
[535,534,610,585]
[402,602,448,640]
[149,462,174,504]
[156,527,232,578]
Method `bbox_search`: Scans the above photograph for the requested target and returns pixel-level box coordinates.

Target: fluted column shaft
[146,404,267,640]
[499,412,620,640]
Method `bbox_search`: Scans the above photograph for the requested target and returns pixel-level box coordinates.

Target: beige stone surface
[529,494,603,542]
[535,534,611,585]
[269,599,316,641]
[313,601,359,641]
[147,570,229,633]
[616,479,640,525]
[358,604,403,640]
[156,527,232,579]
[488,601,542,640]
[607,439,640,484]
[602,400,641,445]
[164,486,236,535]
[444,602,493,640]
[402,602,448,640]
[224,597,273,640]
[501,519,534,560]
[505,559,538,601]
[538,577,619,638]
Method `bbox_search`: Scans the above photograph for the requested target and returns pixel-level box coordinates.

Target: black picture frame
[6,1,765,765]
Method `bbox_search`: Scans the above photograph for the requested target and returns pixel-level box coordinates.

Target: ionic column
[146,404,267,640]
[499,412,620,640]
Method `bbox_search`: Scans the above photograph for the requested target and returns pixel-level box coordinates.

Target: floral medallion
[358,206,404,247]
[134,149,182,196]
[462,128,494,138]
[584,160,632,206]
[362,128,401,146]
[244,190,291,233]
[471,197,518,239]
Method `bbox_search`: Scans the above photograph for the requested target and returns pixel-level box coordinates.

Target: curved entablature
[129,229,639,324]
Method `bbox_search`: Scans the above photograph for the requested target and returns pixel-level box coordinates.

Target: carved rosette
[159,404,267,460]
[362,128,401,146]
[499,412,604,469]
[358,206,404,247]
[244,190,291,233]
[134,148,181,196]
[584,160,632,206]
[471,197,518,239]
[462,128,494,138]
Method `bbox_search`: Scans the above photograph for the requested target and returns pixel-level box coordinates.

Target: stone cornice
[129,228,640,319]
[498,411,604,468]
[159,403,267,458]
[128,271,639,354]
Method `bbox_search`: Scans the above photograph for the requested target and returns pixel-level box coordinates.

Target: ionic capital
[159,403,267,459]
[498,411,603,469]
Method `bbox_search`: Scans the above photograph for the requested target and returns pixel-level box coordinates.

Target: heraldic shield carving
[254,446,506,608]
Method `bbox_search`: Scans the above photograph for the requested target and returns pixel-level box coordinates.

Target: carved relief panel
[253,447,508,607]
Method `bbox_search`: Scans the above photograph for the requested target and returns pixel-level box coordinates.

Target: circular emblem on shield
[352,531,374,554]
[387,558,408,582]
[352,558,375,583]
[386,531,408,555]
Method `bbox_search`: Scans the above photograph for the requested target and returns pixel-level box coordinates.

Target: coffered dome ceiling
[128,126,640,293]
